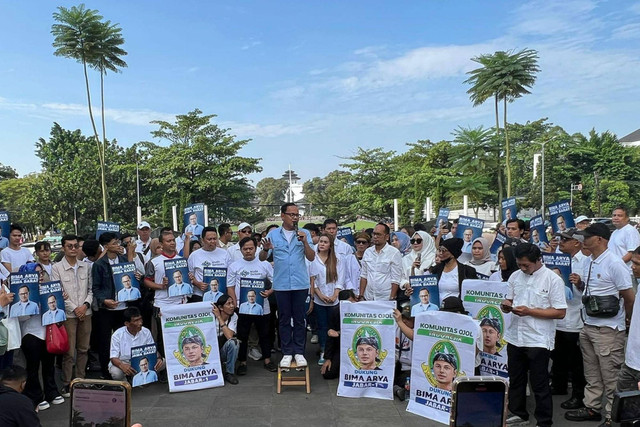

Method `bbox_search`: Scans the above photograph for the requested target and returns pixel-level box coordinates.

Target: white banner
[161,302,224,392]
[407,311,478,424]
[461,279,511,378]
[337,300,396,400]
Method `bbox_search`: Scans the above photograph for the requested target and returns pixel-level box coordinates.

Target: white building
[282,169,305,203]
[620,129,640,147]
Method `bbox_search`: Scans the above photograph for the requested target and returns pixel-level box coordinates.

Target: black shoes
[561,397,585,410]
[224,372,239,385]
[263,361,277,372]
[565,407,602,422]
[236,364,247,376]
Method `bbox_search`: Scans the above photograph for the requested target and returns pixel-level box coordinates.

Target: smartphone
[70,379,131,427]
[416,253,421,263]
[450,376,508,427]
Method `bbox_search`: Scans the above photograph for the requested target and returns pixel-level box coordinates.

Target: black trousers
[95,309,124,377]
[551,330,585,399]
[236,313,270,363]
[507,345,553,427]
[22,334,58,407]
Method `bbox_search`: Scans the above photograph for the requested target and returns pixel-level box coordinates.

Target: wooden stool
[277,361,310,394]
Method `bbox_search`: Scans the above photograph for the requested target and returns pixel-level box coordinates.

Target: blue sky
[1,1,639,185]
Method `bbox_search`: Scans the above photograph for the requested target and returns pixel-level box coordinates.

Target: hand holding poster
[239,278,265,315]
[161,302,224,392]
[542,253,572,294]
[113,262,142,302]
[501,197,517,221]
[202,267,227,303]
[461,279,511,378]
[131,344,159,387]
[165,259,192,297]
[338,300,396,400]
[183,203,205,240]
[434,208,450,236]
[409,275,440,315]
[9,273,40,317]
[96,221,120,239]
[337,227,355,250]
[455,216,485,254]
[39,281,66,326]
[407,311,479,423]
[548,200,575,233]
[529,214,550,250]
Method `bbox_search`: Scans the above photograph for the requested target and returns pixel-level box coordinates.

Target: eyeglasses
[283,213,300,218]
[356,240,369,244]
[410,238,423,244]
[65,244,80,249]
[559,237,573,242]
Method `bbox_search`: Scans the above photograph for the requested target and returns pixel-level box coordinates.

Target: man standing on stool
[261,203,315,368]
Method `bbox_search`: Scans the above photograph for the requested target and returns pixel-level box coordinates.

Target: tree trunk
[494,95,504,221]
[504,97,511,198]
[99,69,108,221]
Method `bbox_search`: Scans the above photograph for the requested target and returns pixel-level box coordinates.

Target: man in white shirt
[227,223,260,263]
[217,224,233,249]
[0,224,34,272]
[552,228,587,410]
[42,294,66,324]
[501,243,567,427]
[187,226,231,302]
[109,307,164,381]
[616,246,640,392]
[359,223,403,301]
[135,221,153,263]
[608,206,640,268]
[566,223,635,427]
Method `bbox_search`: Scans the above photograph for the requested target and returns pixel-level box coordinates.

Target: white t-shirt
[489,271,503,282]
[187,247,231,296]
[145,253,186,307]
[625,294,640,371]
[438,268,460,300]
[109,326,154,364]
[227,243,262,264]
[227,257,273,315]
[608,224,640,268]
[217,313,238,337]
[0,247,34,272]
[283,229,296,243]
[308,256,345,306]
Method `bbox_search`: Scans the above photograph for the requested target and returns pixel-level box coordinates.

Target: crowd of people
[1,203,639,427]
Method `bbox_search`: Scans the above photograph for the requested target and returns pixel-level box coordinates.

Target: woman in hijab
[391,231,411,256]
[489,245,518,282]
[464,237,496,277]
[400,231,436,292]
[430,238,477,300]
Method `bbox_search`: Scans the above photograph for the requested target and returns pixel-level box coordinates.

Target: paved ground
[37,345,599,427]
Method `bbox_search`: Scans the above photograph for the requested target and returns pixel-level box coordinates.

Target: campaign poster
[406,311,478,423]
[96,221,120,239]
[0,211,9,240]
[9,272,40,317]
[434,208,450,236]
[238,278,265,315]
[337,227,355,250]
[529,214,549,249]
[455,216,485,254]
[548,200,575,234]
[337,300,396,400]
[409,275,440,316]
[202,267,227,303]
[113,262,141,302]
[501,197,517,221]
[39,281,66,326]
[489,232,507,262]
[461,279,510,379]
[183,203,205,239]
[165,259,192,297]
[542,253,572,292]
[131,344,159,387]
[161,302,224,392]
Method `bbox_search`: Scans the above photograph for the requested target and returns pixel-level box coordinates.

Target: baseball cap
[555,227,584,243]
[137,221,151,230]
[574,215,589,224]
[576,222,611,240]
[237,222,252,232]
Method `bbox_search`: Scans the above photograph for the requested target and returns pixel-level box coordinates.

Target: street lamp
[531,136,557,219]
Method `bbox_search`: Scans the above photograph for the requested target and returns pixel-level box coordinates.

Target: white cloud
[241,39,262,50]
[221,121,317,138]
[611,23,640,40]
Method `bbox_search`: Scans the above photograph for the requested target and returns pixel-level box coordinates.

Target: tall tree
[0,163,18,181]
[465,48,540,199]
[255,177,288,215]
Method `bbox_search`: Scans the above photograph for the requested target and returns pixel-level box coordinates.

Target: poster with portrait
[337,227,355,250]
[113,262,141,302]
[501,197,517,221]
[0,210,9,241]
[96,221,120,239]
[529,214,550,250]
[548,200,575,234]
[454,216,485,254]
[239,278,265,315]
[131,344,158,387]
[9,272,40,317]
[183,203,206,240]
[202,267,227,303]
[337,300,396,400]
[434,208,450,237]
[406,311,478,423]
[461,279,510,379]
[165,259,192,297]
[39,281,66,326]
[161,302,224,392]
[489,232,507,262]
[409,275,440,315]
[542,253,572,293]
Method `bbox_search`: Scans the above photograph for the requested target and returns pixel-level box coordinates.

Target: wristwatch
[84,302,91,309]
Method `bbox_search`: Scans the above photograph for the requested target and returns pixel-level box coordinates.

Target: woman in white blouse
[400,231,436,291]
[464,237,496,278]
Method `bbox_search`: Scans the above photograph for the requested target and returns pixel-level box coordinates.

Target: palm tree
[465,49,540,199]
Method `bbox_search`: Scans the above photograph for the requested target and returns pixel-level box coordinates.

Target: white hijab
[402,231,436,278]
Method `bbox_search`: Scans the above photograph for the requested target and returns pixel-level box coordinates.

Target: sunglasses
[410,238,423,244]
[355,240,369,244]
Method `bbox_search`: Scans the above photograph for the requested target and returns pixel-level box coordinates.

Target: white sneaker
[38,401,50,411]
[280,355,293,368]
[310,334,319,344]
[294,354,307,367]
[248,347,262,361]
[506,415,529,426]
[51,396,65,405]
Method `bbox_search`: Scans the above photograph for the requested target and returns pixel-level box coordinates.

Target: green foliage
[302,171,354,220]
[255,177,288,215]
[0,164,18,181]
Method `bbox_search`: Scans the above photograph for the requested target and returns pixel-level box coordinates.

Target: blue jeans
[314,304,333,351]
[220,338,239,374]
[276,289,308,355]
